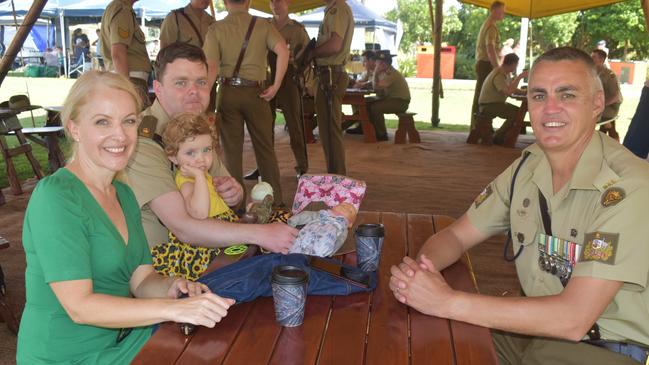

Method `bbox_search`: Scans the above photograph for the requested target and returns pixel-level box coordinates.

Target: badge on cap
[601,187,625,207]
[581,231,618,265]
[118,27,130,39]
[474,185,492,208]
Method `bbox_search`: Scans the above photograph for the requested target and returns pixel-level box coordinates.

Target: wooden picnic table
[132,211,498,365]
[342,88,377,143]
[502,92,529,148]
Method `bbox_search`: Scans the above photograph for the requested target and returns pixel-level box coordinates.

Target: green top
[17,168,153,364]
[467,132,649,345]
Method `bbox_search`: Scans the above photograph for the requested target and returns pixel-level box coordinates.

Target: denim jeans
[623,86,649,159]
[197,253,377,303]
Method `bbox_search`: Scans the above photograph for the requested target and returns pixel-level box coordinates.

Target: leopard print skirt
[151,208,291,281]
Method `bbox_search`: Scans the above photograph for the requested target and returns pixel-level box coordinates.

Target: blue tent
[296,0,396,31]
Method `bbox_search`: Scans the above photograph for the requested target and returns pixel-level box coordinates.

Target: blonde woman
[17,71,234,364]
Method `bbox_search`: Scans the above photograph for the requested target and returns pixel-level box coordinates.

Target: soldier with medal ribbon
[390,47,649,365]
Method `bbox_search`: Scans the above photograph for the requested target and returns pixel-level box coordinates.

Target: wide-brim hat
[376,50,396,62]
[9,94,41,112]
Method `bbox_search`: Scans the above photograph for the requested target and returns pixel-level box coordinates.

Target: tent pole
[0,0,49,87]
[59,10,67,77]
[429,0,442,127]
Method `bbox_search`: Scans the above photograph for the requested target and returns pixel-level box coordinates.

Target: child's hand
[180,165,203,178]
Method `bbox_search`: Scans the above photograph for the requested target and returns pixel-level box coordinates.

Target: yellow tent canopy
[459,0,625,18]
[249,0,325,14]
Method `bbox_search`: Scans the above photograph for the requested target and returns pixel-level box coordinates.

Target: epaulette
[138,115,158,139]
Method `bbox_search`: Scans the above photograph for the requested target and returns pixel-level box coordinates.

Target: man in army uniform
[159,0,215,49]
[470,1,505,130]
[203,0,289,205]
[478,53,528,145]
[591,49,622,142]
[390,47,649,365]
[121,42,296,254]
[344,50,377,134]
[362,50,410,141]
[100,0,152,107]
[244,0,309,181]
[307,0,354,175]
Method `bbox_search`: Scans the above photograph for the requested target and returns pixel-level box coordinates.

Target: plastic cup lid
[356,223,385,237]
[271,265,309,285]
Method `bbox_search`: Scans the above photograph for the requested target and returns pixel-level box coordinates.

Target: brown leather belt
[219,77,263,87]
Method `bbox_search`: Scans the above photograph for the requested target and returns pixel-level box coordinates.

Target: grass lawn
[0,76,643,189]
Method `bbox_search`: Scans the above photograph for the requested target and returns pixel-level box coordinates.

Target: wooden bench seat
[394,112,421,144]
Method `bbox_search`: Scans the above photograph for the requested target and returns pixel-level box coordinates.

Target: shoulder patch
[474,185,493,208]
[580,231,618,264]
[118,27,130,39]
[601,187,625,207]
[138,115,158,139]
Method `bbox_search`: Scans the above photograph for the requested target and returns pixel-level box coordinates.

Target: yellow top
[100,0,151,72]
[203,8,284,81]
[315,0,354,66]
[175,171,229,218]
[159,4,216,48]
[467,132,649,346]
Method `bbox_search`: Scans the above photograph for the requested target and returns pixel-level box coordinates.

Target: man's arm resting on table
[149,190,296,253]
[310,33,343,59]
[504,71,528,96]
[110,43,129,77]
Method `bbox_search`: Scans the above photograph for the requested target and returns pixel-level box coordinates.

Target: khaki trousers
[271,78,308,174]
[315,70,349,175]
[493,330,640,365]
[366,97,410,137]
[599,104,621,141]
[471,60,494,128]
[480,102,519,144]
[217,85,283,204]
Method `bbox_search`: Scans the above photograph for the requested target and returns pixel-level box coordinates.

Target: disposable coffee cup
[270,265,309,327]
[355,223,385,272]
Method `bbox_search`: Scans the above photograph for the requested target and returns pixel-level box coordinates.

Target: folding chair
[0,114,45,195]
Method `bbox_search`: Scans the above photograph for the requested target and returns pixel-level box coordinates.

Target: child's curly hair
[162,113,219,157]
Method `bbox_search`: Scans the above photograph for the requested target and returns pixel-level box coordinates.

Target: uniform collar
[149,100,171,135]
[227,7,249,15]
[527,131,617,197]
[325,0,339,11]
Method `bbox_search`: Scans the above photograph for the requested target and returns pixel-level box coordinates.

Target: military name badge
[581,232,618,265]
[474,185,493,209]
[118,27,130,39]
[601,187,625,207]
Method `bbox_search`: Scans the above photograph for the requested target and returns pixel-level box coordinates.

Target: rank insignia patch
[581,232,618,265]
[118,27,130,39]
[474,185,492,208]
[601,187,625,207]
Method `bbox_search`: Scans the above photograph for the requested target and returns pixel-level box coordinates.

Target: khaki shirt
[203,8,283,81]
[479,67,510,104]
[599,67,623,108]
[100,0,151,73]
[467,132,649,346]
[374,66,410,101]
[268,18,310,80]
[315,0,354,66]
[475,19,499,62]
[119,100,230,247]
[159,4,215,49]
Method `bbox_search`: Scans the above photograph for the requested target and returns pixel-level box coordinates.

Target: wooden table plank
[443,262,499,365]
[365,212,410,365]
[174,302,254,365]
[408,214,455,365]
[132,322,192,365]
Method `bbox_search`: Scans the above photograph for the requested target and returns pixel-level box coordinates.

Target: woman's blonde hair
[60,71,142,157]
[162,113,219,157]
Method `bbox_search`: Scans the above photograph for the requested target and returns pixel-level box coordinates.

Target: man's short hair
[491,1,505,11]
[591,49,608,61]
[531,47,601,90]
[503,53,519,66]
[362,50,377,61]
[155,42,207,81]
